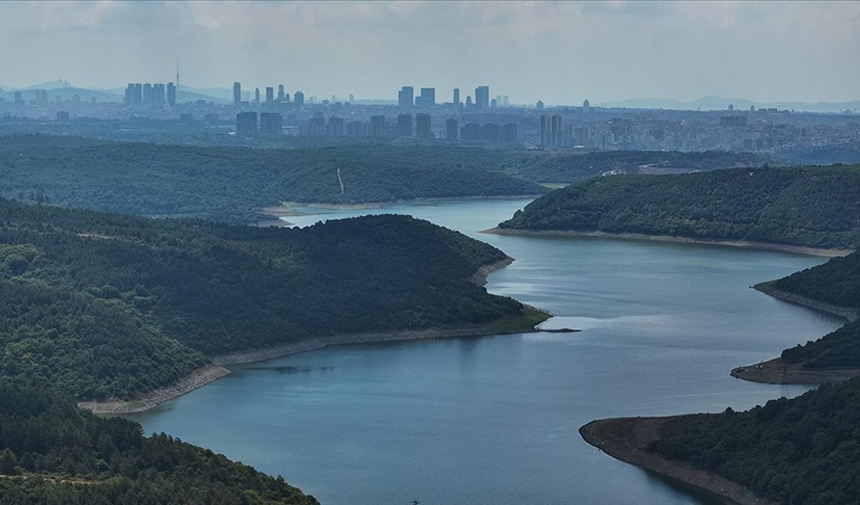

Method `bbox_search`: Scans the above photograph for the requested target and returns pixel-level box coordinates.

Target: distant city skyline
[1,1,859,105]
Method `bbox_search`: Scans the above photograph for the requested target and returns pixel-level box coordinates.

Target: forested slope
[0,380,318,505]
[650,378,860,505]
[0,136,764,223]
[499,165,860,249]
[0,199,531,400]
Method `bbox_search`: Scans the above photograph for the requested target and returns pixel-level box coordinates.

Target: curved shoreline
[80,256,547,414]
[729,281,860,384]
[483,228,853,258]
[580,417,777,505]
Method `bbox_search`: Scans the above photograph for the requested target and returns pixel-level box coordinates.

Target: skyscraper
[236,112,257,135]
[416,88,435,107]
[143,83,153,107]
[416,113,432,138]
[254,87,261,104]
[278,85,285,101]
[501,123,518,143]
[475,86,490,109]
[369,115,386,136]
[396,113,413,137]
[294,91,305,106]
[266,87,274,103]
[328,116,345,136]
[446,118,458,140]
[260,113,282,135]
[453,88,460,105]
[167,82,176,107]
[398,86,414,108]
[233,82,242,106]
[540,114,562,146]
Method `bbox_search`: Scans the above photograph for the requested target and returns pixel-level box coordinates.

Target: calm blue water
[129,199,840,505]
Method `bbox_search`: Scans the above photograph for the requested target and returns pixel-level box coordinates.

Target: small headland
[580,417,777,505]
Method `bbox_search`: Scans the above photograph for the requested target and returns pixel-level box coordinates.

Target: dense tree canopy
[0,380,318,505]
[651,378,860,505]
[499,165,860,249]
[0,199,529,399]
[0,136,764,223]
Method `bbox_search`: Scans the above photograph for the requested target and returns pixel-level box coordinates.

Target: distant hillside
[0,199,533,400]
[0,136,547,223]
[498,165,860,249]
[599,95,860,113]
[0,380,318,504]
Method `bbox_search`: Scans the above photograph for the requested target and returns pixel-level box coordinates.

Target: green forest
[762,250,860,369]
[0,136,764,223]
[650,377,860,505]
[0,199,532,400]
[0,380,318,505]
[499,165,860,249]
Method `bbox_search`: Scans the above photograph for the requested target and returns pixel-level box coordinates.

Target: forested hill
[764,251,860,370]
[0,136,765,223]
[0,136,546,223]
[650,377,860,505]
[0,199,534,400]
[498,165,860,249]
[0,380,318,505]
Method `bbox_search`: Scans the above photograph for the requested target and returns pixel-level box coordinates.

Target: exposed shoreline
[483,228,853,258]
[80,256,548,414]
[579,417,777,505]
[261,194,543,221]
[79,364,232,415]
[729,281,860,385]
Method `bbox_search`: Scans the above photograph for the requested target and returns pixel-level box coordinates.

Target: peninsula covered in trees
[0,199,541,402]
[497,165,860,250]
[0,136,765,223]
[0,380,319,505]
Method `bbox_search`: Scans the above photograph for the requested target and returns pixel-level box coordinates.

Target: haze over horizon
[1,0,859,105]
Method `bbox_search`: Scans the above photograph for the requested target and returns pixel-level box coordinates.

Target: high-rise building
[152,83,166,109]
[266,87,274,103]
[396,113,413,137]
[308,114,325,135]
[133,83,142,105]
[501,123,517,143]
[293,91,305,106]
[143,83,153,107]
[490,98,497,108]
[453,88,460,105]
[167,82,176,107]
[254,87,261,104]
[124,84,134,106]
[416,88,435,107]
[475,86,490,109]
[233,82,241,106]
[236,112,257,135]
[540,114,562,146]
[416,113,432,138]
[369,115,386,136]
[465,95,473,107]
[503,95,509,107]
[277,85,285,101]
[398,86,414,108]
[348,93,355,103]
[328,116,345,136]
[446,119,458,141]
[347,121,364,136]
[482,123,499,142]
[260,112,282,135]
[582,99,590,112]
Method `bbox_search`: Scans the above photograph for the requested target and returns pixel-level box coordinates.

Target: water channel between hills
[129,198,840,505]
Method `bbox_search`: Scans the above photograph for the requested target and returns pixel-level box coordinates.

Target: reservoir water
[129,199,841,505]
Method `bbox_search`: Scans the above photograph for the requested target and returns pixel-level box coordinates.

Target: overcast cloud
[1,1,858,104]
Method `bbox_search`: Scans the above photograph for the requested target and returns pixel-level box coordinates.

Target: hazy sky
[1,1,858,104]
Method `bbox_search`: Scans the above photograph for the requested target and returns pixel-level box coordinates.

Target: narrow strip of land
[483,228,853,258]
[579,417,776,505]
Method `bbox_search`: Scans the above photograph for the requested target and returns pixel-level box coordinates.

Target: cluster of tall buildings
[124,82,176,108]
[236,111,283,135]
[233,82,303,107]
[397,85,494,109]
